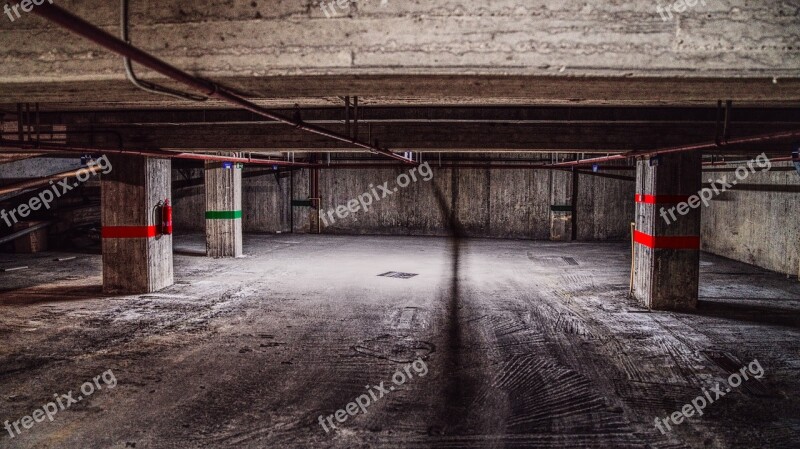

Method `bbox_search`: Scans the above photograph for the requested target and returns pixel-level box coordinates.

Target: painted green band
[205,210,242,220]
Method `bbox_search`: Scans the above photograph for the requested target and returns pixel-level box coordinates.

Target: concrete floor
[0,235,798,449]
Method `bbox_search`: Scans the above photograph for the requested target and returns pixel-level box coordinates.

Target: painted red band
[101,226,158,239]
[634,230,700,250]
[635,194,691,204]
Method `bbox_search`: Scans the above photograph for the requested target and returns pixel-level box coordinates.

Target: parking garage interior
[1,1,799,449]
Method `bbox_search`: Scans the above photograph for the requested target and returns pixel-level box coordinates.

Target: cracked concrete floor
[0,234,799,448]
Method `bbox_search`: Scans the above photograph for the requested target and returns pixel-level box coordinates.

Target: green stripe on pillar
[205,210,242,220]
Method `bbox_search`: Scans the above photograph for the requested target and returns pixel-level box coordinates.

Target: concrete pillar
[633,153,702,310]
[549,169,575,241]
[205,157,243,258]
[101,155,173,294]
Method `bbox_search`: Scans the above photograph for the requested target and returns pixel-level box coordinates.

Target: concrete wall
[173,165,635,240]
[578,171,637,240]
[172,168,204,233]
[702,162,800,277]
[243,169,292,234]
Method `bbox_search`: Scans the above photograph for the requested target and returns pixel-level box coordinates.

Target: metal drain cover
[527,253,580,266]
[378,271,419,279]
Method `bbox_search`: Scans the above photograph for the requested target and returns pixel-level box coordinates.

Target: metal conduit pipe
[703,156,794,166]
[121,0,207,102]
[0,222,51,246]
[0,165,105,196]
[0,143,315,168]
[550,130,800,168]
[31,3,416,166]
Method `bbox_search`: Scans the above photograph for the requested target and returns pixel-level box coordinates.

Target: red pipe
[315,162,632,170]
[0,143,315,168]
[551,130,800,168]
[30,3,415,166]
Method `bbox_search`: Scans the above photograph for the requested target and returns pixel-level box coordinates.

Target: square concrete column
[633,153,702,310]
[205,157,243,258]
[550,169,575,241]
[101,155,174,294]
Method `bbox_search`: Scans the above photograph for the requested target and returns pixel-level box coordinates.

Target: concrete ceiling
[0,0,798,109]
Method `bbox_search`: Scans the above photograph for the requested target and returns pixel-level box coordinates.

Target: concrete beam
[24,106,796,153]
[57,121,800,153]
[1,76,799,109]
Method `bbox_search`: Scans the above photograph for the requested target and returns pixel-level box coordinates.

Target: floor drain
[527,253,579,267]
[378,272,418,279]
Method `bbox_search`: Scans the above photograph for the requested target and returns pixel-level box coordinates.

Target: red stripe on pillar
[635,194,691,204]
[101,226,158,239]
[634,230,700,250]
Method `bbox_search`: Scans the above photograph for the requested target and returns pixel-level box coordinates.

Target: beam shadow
[690,299,800,329]
[0,284,107,306]
[430,165,471,435]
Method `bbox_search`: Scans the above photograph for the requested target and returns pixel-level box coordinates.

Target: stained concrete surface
[0,235,799,448]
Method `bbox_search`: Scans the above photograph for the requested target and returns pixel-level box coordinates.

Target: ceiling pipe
[313,162,633,181]
[314,162,589,170]
[0,143,315,168]
[0,221,51,246]
[703,156,793,166]
[550,130,800,168]
[120,0,207,102]
[30,3,416,166]
[0,165,105,196]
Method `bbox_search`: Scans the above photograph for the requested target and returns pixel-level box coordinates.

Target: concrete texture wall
[173,165,635,240]
[1,0,797,80]
[243,169,292,234]
[578,172,637,240]
[702,162,800,277]
[172,168,204,233]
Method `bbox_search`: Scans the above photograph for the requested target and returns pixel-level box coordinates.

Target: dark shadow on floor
[174,248,207,257]
[691,299,800,328]
[431,165,472,435]
[0,284,106,306]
